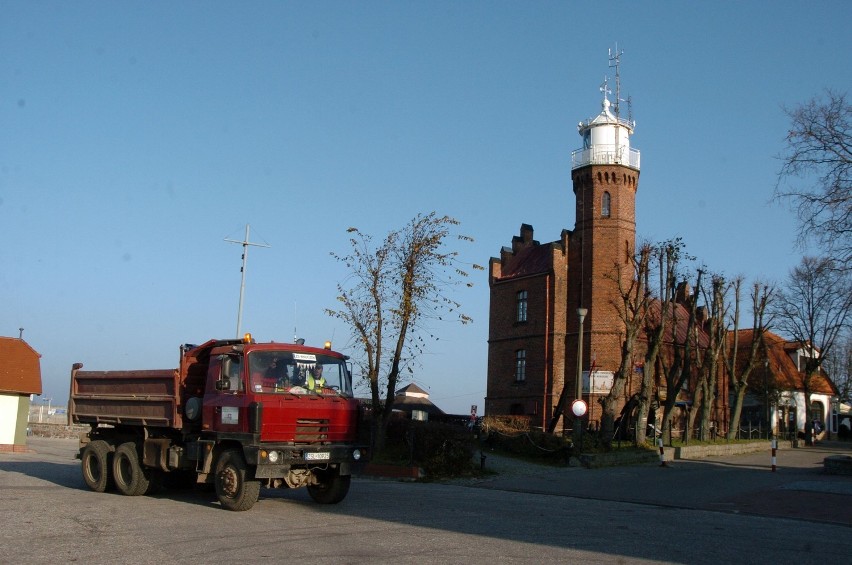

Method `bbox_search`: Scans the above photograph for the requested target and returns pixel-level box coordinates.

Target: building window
[602,191,611,217]
[515,349,526,382]
[810,401,824,424]
[516,290,528,322]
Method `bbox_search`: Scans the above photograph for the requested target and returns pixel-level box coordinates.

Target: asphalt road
[468,441,852,527]
[1,438,850,564]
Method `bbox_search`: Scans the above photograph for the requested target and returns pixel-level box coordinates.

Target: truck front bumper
[244,444,366,478]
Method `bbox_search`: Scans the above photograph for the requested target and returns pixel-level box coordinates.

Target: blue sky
[2,1,850,414]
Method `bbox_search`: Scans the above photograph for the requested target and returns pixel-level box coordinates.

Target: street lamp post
[572,308,588,457]
[830,397,840,440]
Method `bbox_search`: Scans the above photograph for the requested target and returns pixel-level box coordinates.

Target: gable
[0,338,43,395]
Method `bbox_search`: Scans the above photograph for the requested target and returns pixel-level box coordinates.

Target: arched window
[602,191,611,217]
[515,350,526,382]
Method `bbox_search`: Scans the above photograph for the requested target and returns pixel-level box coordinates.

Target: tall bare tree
[326,213,478,453]
[824,333,852,404]
[690,274,730,441]
[724,279,773,440]
[775,90,852,272]
[772,256,852,443]
[658,270,704,444]
[635,239,686,445]
[600,242,652,448]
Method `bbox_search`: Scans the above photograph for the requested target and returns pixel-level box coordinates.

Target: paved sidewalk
[461,442,852,526]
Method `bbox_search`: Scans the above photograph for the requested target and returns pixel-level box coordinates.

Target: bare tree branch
[775,90,852,271]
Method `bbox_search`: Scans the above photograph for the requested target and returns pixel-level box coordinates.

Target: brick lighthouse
[486,50,640,431]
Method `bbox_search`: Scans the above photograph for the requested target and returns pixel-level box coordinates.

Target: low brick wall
[0,444,34,453]
[28,423,89,439]
[360,463,424,479]
[578,441,775,468]
[674,441,774,460]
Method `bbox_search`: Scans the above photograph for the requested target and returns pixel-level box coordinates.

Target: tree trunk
[601,337,635,448]
[634,362,655,445]
[600,372,626,449]
[688,383,703,439]
[727,385,747,440]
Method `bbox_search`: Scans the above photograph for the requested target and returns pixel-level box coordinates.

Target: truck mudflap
[244,444,364,478]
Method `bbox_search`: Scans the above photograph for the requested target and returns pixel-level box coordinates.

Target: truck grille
[294,419,330,443]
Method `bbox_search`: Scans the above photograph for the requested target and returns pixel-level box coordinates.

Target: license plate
[305,452,330,461]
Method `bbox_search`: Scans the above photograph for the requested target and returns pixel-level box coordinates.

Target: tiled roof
[732,329,837,395]
[392,394,446,416]
[497,243,554,280]
[396,383,428,396]
[0,337,42,395]
[644,300,710,348]
[393,383,446,415]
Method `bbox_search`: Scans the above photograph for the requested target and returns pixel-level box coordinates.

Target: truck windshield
[248,351,353,396]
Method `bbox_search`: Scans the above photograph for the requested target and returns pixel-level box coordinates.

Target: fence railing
[571,145,640,170]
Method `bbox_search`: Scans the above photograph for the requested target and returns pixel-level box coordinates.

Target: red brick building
[488,56,734,437]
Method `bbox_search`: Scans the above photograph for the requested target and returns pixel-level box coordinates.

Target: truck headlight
[352,449,362,461]
[267,450,280,464]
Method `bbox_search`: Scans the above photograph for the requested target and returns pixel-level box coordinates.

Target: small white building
[393,384,445,422]
[0,337,43,451]
[737,330,839,439]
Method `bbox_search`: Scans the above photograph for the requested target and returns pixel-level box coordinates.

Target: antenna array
[225,224,271,338]
[608,44,624,119]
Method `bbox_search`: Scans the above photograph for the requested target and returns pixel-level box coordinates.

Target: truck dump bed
[70,369,182,428]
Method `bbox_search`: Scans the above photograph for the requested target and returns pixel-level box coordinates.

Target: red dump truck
[69,334,365,511]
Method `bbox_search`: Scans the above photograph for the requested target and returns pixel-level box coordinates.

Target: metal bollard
[658,438,668,467]
[771,438,777,472]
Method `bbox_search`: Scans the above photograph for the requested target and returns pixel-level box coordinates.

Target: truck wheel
[307,469,351,504]
[113,442,151,496]
[215,449,260,511]
[81,440,114,493]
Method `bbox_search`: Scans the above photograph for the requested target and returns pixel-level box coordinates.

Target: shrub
[377,419,476,478]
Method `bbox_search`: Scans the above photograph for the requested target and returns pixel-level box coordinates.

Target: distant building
[393,383,445,421]
[0,337,43,451]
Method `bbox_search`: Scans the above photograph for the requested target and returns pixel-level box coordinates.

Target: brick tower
[567,68,640,425]
[485,51,641,432]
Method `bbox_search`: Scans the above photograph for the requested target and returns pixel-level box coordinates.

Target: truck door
[203,354,248,433]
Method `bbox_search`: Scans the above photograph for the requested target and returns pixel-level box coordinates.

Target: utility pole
[225,224,270,338]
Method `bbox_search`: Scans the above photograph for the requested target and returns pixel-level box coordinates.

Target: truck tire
[113,442,152,496]
[215,449,260,511]
[81,440,114,493]
[307,469,351,504]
